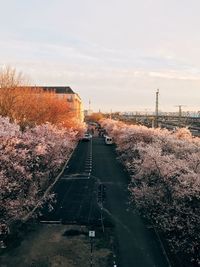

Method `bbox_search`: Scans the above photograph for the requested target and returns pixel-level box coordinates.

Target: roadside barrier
[22,141,79,222]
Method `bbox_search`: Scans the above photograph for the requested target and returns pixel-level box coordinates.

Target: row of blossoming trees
[0,67,85,232]
[101,119,200,265]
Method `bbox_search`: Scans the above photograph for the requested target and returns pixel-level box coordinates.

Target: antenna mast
[155,89,159,128]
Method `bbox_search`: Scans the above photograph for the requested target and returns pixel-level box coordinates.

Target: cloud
[0,30,200,111]
[148,71,200,81]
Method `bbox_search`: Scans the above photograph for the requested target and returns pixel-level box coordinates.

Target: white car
[82,133,92,141]
[105,136,113,145]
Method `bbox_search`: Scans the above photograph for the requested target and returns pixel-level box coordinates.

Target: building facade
[31,86,84,122]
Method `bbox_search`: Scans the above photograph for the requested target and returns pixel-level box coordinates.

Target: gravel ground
[0,224,112,267]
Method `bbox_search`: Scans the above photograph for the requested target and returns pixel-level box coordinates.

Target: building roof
[30,86,75,94]
[23,85,75,94]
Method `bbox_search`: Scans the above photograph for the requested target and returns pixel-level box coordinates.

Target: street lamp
[89,230,95,267]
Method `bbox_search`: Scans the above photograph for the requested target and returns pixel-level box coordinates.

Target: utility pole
[175,105,186,127]
[155,89,159,128]
[178,105,182,127]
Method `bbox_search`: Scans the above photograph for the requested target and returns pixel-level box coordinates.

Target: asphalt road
[40,139,100,225]
[41,136,171,267]
[92,137,170,267]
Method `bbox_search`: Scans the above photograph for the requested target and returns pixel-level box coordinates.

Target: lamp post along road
[89,230,95,267]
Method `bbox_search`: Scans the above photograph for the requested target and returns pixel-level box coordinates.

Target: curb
[22,141,78,222]
[153,225,172,267]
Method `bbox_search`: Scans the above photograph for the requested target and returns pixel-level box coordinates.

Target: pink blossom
[101,119,200,264]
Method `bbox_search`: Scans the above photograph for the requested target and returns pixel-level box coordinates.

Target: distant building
[30,86,84,122]
[84,109,93,116]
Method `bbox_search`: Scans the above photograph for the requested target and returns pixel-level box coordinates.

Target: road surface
[41,136,170,267]
[92,137,170,267]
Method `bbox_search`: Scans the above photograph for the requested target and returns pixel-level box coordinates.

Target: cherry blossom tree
[101,119,200,265]
[0,117,81,233]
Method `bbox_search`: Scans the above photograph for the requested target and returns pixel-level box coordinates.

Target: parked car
[0,240,6,249]
[104,136,113,145]
[82,133,92,141]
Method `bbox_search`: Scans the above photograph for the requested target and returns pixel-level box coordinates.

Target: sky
[0,0,200,112]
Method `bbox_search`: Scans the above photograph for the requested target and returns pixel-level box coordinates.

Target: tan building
[31,86,84,122]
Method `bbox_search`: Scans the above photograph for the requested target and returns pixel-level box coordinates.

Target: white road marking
[61,177,90,180]
[40,220,61,224]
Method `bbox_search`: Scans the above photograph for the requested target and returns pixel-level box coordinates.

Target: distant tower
[89,99,91,111]
[178,105,182,126]
[110,109,112,119]
[87,99,93,116]
[175,105,186,127]
[155,89,159,128]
